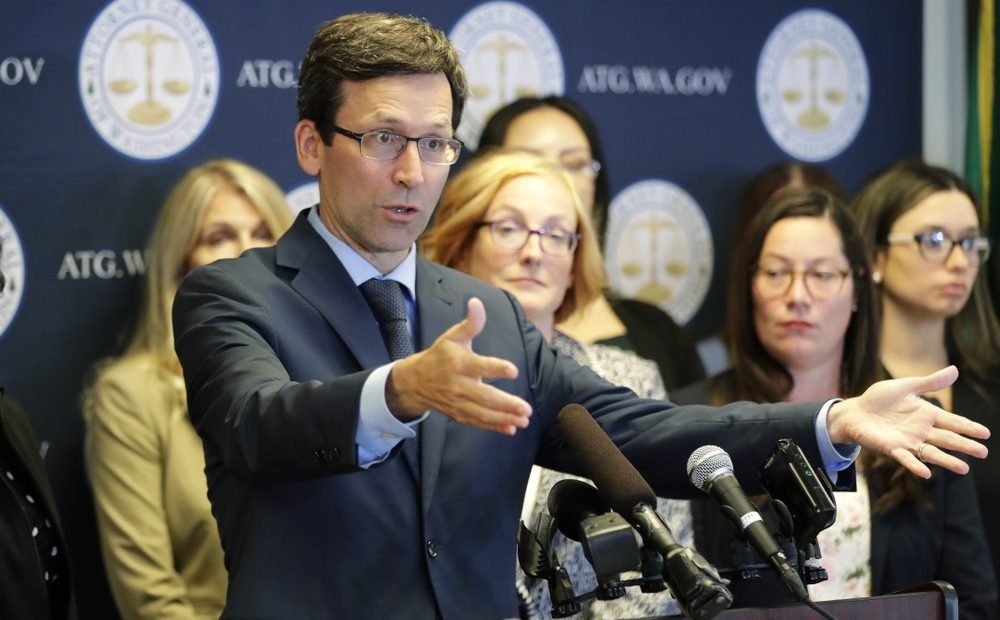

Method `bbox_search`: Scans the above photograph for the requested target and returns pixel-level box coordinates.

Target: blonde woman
[423,149,691,620]
[84,159,293,620]
[478,96,706,390]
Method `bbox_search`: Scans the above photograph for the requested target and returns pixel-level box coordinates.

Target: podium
[659,581,958,620]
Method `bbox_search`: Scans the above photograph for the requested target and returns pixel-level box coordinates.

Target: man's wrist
[385,360,419,421]
[826,398,847,444]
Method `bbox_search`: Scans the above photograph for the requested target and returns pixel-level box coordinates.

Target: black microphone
[547,479,638,599]
[687,445,809,601]
[547,478,608,542]
[557,404,733,619]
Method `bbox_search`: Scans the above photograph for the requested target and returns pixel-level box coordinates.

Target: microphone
[517,511,581,617]
[547,478,609,542]
[547,479,638,599]
[687,445,809,601]
[557,404,733,619]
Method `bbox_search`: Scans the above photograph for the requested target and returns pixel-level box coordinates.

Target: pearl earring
[872,272,882,284]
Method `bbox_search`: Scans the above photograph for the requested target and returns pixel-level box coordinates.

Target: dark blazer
[607,296,706,391]
[674,378,998,619]
[0,390,75,619]
[953,370,1000,586]
[172,212,834,620]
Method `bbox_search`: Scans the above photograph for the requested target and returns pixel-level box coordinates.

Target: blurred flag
[966,0,1000,305]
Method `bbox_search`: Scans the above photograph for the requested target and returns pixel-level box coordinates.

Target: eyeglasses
[330,125,463,165]
[753,264,853,300]
[477,219,580,256]
[559,157,602,177]
[886,230,991,266]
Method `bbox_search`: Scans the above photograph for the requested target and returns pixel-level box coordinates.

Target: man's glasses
[331,125,463,165]
[752,263,852,300]
[886,230,991,266]
[477,219,580,256]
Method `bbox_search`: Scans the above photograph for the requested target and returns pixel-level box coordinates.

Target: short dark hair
[477,96,611,248]
[736,162,846,236]
[297,12,469,144]
[717,187,879,404]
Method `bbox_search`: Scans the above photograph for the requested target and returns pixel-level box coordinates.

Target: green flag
[965,0,1000,308]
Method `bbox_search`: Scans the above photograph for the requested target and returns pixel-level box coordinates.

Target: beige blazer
[84,352,225,620]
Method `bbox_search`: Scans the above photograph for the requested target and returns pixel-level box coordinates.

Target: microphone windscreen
[557,404,656,515]
[686,445,733,492]
[547,479,607,542]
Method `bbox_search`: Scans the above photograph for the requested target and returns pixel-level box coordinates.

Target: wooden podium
[659,581,958,620]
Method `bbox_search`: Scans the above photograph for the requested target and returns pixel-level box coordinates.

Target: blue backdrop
[0,1,921,616]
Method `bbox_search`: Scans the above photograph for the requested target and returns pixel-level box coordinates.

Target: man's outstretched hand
[387,297,532,435]
[828,366,990,478]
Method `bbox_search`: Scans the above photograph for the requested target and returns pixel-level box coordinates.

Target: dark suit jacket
[0,390,75,619]
[172,212,831,620]
[675,378,998,619]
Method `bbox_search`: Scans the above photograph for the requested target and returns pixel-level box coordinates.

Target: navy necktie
[359,278,414,360]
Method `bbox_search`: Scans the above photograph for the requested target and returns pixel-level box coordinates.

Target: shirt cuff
[356,362,427,468]
[815,398,860,484]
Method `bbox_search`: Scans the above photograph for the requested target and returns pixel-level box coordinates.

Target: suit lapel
[277,213,390,370]
[277,219,465,501]
[414,259,465,513]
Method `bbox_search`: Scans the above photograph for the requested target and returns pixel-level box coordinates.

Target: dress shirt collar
[307,206,417,300]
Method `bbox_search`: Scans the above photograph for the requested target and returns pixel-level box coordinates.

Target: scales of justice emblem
[780,42,845,131]
[106,23,192,126]
[79,0,219,160]
[467,34,539,106]
[757,9,869,162]
[619,215,689,306]
[450,1,564,149]
[606,180,713,324]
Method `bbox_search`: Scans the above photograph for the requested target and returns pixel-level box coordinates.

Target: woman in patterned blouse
[422,148,691,620]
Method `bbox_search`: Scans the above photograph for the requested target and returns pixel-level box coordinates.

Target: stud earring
[872,272,882,284]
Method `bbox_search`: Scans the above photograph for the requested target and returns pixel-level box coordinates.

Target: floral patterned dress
[517,331,692,619]
[807,472,872,601]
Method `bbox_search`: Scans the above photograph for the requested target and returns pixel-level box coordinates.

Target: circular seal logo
[449,1,565,150]
[756,9,869,162]
[605,180,713,324]
[78,0,219,161]
[0,204,25,340]
[285,182,320,217]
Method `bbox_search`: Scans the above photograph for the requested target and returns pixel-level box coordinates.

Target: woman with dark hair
[736,162,847,236]
[477,96,706,392]
[699,162,848,374]
[851,159,1000,589]
[673,188,997,617]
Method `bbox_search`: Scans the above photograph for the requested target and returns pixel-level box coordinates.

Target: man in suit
[172,12,989,620]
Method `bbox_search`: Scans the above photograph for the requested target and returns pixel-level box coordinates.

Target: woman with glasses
[477,96,706,392]
[422,149,690,619]
[851,159,1000,588]
[672,188,996,616]
[83,159,293,620]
